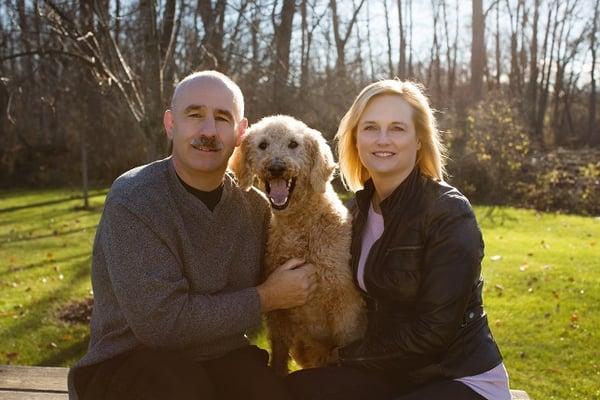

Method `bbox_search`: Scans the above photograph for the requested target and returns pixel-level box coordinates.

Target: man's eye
[288,140,298,149]
[189,113,202,118]
[259,141,268,150]
[216,115,231,122]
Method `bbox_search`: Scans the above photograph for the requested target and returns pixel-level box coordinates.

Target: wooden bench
[0,365,68,399]
[1,364,531,399]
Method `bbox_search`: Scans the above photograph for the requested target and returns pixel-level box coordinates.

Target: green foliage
[446,96,531,204]
[1,190,599,399]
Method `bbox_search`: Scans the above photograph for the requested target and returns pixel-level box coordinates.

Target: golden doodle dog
[230,115,366,375]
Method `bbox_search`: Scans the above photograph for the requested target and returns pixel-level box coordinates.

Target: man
[68,71,317,400]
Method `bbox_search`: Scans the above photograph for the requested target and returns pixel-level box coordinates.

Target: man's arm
[100,198,318,349]
[101,199,262,348]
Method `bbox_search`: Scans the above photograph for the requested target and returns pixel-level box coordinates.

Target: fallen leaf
[47,252,53,259]
[571,313,579,322]
[519,263,528,271]
[47,342,58,349]
[490,255,502,262]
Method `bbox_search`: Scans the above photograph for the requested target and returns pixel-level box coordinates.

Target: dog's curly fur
[229,115,366,375]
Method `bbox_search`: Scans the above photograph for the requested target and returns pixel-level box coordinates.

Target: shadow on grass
[0,191,108,214]
[0,225,99,244]
[0,203,103,230]
[39,334,90,367]
[0,252,90,278]
[0,256,92,366]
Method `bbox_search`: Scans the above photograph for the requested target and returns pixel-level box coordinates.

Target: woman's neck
[370,167,414,213]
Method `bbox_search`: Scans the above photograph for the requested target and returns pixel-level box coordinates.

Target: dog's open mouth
[265,177,297,210]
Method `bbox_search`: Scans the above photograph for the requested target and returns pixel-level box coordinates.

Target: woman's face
[356,94,420,182]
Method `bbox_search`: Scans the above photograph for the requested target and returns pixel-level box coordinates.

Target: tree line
[0,0,598,190]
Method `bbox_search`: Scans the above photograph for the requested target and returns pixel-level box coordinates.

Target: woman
[286,80,509,400]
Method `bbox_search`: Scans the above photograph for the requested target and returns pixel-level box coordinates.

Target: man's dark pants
[74,345,291,400]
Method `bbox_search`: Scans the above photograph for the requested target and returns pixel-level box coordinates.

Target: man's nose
[200,116,217,136]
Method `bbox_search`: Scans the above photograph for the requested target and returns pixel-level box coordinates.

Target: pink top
[357,202,384,292]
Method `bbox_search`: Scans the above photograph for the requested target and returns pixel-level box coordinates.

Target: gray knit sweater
[68,157,269,399]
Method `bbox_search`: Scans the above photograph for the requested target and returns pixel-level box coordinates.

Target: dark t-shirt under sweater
[68,157,270,400]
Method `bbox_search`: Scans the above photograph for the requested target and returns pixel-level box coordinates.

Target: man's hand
[256,258,318,313]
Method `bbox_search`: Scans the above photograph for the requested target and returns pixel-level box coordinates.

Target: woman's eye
[288,140,298,149]
[363,125,376,131]
[391,125,405,132]
[259,141,268,150]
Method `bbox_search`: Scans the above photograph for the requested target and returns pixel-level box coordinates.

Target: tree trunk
[141,0,166,160]
[384,0,394,77]
[526,0,540,137]
[271,0,295,113]
[397,0,406,78]
[590,0,599,145]
[471,0,485,101]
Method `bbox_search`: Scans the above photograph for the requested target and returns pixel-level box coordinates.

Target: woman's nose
[375,130,390,145]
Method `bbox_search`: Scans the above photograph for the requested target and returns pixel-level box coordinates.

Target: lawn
[0,189,599,399]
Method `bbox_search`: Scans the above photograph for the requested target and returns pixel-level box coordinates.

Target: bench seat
[0,364,531,399]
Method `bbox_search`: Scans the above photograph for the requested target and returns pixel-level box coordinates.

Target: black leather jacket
[338,167,503,387]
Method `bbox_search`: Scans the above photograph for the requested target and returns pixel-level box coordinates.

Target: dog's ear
[229,136,254,190]
[307,129,336,193]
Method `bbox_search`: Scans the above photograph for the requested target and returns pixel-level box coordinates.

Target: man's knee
[96,349,215,400]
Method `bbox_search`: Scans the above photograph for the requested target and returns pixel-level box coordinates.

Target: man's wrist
[256,284,272,313]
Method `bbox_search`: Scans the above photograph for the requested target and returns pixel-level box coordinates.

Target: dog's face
[229,115,336,212]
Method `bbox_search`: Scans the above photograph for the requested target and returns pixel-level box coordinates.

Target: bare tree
[590,0,599,145]
[471,0,485,101]
[270,0,295,113]
[330,0,366,77]
[525,0,540,134]
[384,0,394,77]
[397,0,407,77]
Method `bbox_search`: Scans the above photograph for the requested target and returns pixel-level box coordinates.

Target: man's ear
[229,135,254,190]
[236,118,248,147]
[164,110,174,140]
[307,129,336,193]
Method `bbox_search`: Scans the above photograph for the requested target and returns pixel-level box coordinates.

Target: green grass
[1,189,599,399]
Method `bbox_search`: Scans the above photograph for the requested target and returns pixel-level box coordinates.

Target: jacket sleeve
[338,194,483,370]
[98,198,262,349]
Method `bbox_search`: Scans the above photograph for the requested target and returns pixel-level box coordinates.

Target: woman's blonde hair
[335,79,446,192]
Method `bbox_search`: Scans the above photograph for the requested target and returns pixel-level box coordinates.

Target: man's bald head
[170,71,245,122]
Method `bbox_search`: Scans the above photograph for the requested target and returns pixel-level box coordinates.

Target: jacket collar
[355,165,422,221]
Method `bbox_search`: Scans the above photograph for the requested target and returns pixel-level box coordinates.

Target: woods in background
[1,0,599,213]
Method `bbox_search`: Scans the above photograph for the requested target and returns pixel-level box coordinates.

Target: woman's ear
[307,129,336,193]
[229,136,254,190]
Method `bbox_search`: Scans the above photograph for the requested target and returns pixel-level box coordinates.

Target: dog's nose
[268,159,286,177]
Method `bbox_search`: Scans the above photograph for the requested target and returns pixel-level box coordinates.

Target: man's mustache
[190,136,224,151]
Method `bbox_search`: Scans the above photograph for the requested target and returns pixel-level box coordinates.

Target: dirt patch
[57,297,93,324]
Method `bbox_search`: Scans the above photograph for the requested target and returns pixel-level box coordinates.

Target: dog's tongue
[268,178,289,206]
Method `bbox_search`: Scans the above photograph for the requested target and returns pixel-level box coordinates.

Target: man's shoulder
[226,173,269,216]
[108,158,170,204]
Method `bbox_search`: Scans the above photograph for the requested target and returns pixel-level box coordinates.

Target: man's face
[164,77,247,186]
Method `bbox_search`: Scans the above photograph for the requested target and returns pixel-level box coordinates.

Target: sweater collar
[166,157,233,215]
